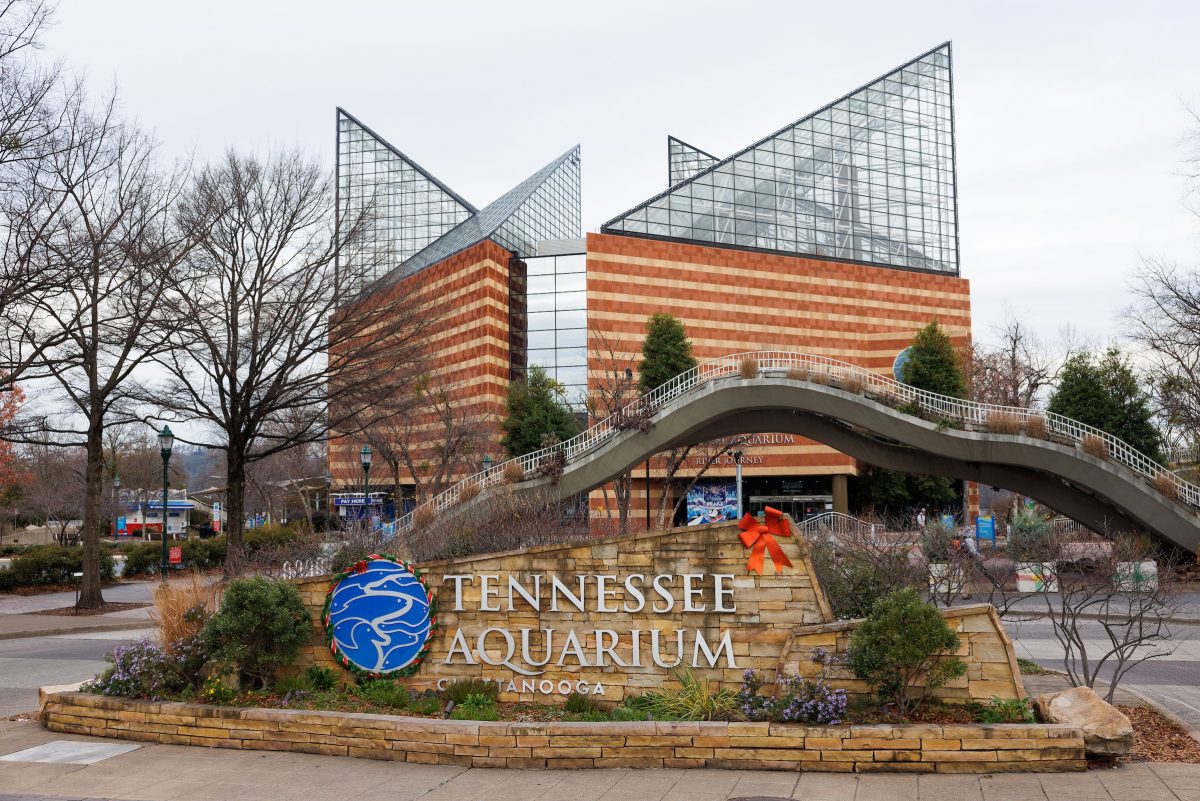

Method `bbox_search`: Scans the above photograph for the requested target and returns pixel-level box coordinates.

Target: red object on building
[168,547,182,565]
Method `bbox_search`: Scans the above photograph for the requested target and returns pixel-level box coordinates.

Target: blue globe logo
[327,558,433,675]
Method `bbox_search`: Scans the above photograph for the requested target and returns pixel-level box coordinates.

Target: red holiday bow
[353,560,368,575]
[737,506,794,575]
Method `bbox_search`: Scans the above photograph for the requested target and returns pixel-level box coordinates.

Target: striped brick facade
[329,239,519,488]
[584,232,972,527]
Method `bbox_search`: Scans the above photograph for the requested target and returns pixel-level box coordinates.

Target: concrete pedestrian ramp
[400,352,1200,554]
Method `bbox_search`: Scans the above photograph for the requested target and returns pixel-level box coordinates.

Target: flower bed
[41,690,1086,773]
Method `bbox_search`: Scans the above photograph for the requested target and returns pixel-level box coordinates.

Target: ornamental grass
[1153,472,1179,500]
[458,482,481,502]
[153,571,220,654]
[412,505,437,529]
[785,366,809,382]
[503,461,525,483]
[739,357,760,379]
[1081,433,1110,459]
[1024,414,1047,439]
[838,375,864,395]
[985,411,1022,435]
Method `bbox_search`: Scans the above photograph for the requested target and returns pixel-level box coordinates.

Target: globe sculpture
[325,556,433,676]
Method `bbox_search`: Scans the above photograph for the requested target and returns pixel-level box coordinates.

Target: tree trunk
[615,472,631,536]
[226,454,247,561]
[78,418,107,609]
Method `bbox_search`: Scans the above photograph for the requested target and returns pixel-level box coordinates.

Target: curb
[0,620,154,641]
[1004,612,1200,626]
[1120,684,1200,745]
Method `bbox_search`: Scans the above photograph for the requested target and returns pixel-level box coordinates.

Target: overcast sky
[43,0,1200,351]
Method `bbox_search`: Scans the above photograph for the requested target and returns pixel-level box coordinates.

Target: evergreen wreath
[322,553,437,679]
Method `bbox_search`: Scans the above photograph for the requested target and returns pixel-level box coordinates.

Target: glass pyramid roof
[604,43,959,274]
[668,136,719,187]
[337,109,477,290]
[337,108,581,291]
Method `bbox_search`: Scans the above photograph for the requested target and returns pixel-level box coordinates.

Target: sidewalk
[0,583,155,640]
[1,717,1199,801]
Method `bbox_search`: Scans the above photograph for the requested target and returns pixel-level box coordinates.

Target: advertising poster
[685,481,739,526]
[976,513,995,543]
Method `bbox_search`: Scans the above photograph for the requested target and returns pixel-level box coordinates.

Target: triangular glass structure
[604,43,959,274]
[668,136,719,187]
[337,109,477,290]
[399,146,582,277]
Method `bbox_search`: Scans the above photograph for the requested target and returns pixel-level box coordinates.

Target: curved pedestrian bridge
[401,352,1200,554]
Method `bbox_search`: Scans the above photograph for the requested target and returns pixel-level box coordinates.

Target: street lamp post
[158,425,174,580]
[360,445,372,526]
[112,474,121,536]
[732,450,744,518]
[482,454,492,474]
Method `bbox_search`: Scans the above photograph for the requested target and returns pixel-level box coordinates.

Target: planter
[1114,560,1158,591]
[40,690,1087,772]
[927,562,965,597]
[1015,562,1058,593]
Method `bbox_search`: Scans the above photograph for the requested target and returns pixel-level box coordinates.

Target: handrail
[395,351,1200,534]
[796,511,879,538]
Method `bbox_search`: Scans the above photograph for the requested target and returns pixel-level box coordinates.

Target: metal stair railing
[395,351,1200,535]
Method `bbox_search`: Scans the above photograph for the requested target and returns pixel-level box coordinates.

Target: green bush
[244,525,302,553]
[450,692,498,721]
[919,520,956,562]
[408,691,442,716]
[1007,507,1053,563]
[201,577,311,690]
[846,588,967,714]
[608,705,649,721]
[971,696,1034,724]
[442,677,499,704]
[357,679,409,709]
[0,545,114,589]
[303,665,338,692]
[273,673,312,695]
[564,690,600,714]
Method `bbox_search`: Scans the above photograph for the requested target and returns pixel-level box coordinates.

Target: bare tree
[965,315,1061,408]
[149,150,430,558]
[586,328,644,535]
[1041,534,1186,702]
[364,374,490,505]
[16,439,84,544]
[12,90,189,607]
[1128,260,1200,451]
[0,1,69,389]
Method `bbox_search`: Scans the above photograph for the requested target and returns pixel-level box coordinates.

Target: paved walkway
[0,583,155,640]
[0,719,1198,801]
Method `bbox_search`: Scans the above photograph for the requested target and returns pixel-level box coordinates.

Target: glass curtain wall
[520,253,587,407]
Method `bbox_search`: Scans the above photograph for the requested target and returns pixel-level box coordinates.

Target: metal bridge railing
[394,351,1200,536]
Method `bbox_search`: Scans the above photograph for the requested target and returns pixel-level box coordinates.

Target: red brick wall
[585,232,973,525]
[329,239,517,487]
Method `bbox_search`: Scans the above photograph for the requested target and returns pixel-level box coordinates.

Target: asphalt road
[0,630,137,717]
[1004,615,1200,730]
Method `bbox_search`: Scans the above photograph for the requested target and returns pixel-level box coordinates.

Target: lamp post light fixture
[482,454,492,473]
[158,425,174,579]
[112,474,121,536]
[732,450,744,518]
[360,445,372,525]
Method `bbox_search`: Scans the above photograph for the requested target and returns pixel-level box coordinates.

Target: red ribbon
[353,560,368,574]
[737,506,794,575]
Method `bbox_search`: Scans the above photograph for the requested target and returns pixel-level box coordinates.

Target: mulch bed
[1119,705,1200,763]
[31,601,150,617]
[3,581,126,596]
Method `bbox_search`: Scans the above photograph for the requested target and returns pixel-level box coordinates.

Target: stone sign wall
[292,519,1024,704]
